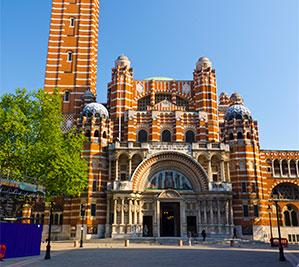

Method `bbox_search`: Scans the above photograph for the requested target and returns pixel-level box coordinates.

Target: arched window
[229,133,234,141]
[94,130,99,138]
[273,159,280,176]
[284,205,298,226]
[271,183,299,200]
[138,130,148,142]
[246,132,251,139]
[161,130,171,142]
[237,132,243,139]
[103,131,107,138]
[63,91,70,102]
[290,160,297,177]
[185,130,195,143]
[54,214,59,225]
[281,160,288,176]
[211,155,221,182]
[118,154,129,181]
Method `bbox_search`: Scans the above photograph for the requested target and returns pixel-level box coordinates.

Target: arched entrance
[130,152,209,237]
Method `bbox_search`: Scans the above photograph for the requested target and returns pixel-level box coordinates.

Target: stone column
[217,200,221,233]
[121,198,125,225]
[113,199,117,225]
[220,161,225,182]
[115,158,119,181]
[210,200,213,227]
[271,160,275,177]
[225,200,230,234]
[225,162,230,182]
[139,200,143,225]
[296,161,299,177]
[280,160,283,177]
[203,200,207,226]
[208,159,212,182]
[128,157,132,179]
[134,200,138,224]
[288,160,291,177]
[198,202,201,232]
[128,199,132,224]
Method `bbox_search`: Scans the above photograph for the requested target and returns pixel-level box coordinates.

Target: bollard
[230,240,234,247]
[125,240,129,247]
[178,240,183,247]
[74,240,78,247]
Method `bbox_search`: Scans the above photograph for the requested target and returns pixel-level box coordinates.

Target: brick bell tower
[44,0,100,116]
[193,57,219,142]
[222,93,262,235]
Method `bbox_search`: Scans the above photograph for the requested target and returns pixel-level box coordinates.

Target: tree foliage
[0,89,88,198]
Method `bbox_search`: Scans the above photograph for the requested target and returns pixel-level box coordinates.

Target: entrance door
[160,202,180,237]
[143,216,153,237]
[187,216,197,237]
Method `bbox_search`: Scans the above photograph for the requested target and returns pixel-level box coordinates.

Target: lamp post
[267,205,273,243]
[80,203,86,248]
[273,198,285,261]
[44,201,53,260]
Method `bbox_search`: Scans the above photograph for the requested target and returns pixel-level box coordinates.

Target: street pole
[44,201,53,260]
[274,200,285,261]
[80,203,85,248]
[267,205,273,241]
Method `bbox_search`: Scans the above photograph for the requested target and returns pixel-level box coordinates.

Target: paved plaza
[2,241,299,267]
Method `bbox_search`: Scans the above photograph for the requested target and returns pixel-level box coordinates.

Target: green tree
[0,88,88,198]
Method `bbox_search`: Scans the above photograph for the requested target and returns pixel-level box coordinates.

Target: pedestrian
[233,227,237,239]
[201,229,207,241]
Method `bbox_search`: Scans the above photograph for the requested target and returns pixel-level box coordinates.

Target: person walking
[201,229,207,241]
[233,227,237,239]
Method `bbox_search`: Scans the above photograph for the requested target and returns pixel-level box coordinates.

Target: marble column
[128,199,132,224]
[113,199,117,225]
[217,200,221,233]
[108,158,112,180]
[271,160,275,177]
[121,198,124,225]
[115,158,119,181]
[208,160,212,182]
[139,200,143,225]
[288,160,291,177]
[134,200,137,224]
[220,161,225,182]
[128,157,132,179]
[279,160,283,177]
[210,200,214,231]
[203,201,207,226]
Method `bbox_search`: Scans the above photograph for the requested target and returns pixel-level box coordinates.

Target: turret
[193,57,219,142]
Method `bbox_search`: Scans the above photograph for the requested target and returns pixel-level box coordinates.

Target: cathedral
[36,0,299,242]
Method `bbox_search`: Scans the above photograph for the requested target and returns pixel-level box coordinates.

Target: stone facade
[32,0,299,242]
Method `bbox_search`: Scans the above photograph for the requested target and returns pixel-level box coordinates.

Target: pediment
[158,189,183,199]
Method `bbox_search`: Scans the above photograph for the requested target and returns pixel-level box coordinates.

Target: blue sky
[1,0,298,150]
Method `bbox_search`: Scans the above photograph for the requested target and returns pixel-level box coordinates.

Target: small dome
[84,89,95,99]
[196,56,212,71]
[115,54,131,68]
[82,102,109,118]
[225,104,252,121]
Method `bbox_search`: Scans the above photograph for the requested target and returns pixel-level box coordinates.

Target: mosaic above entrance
[146,170,193,190]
